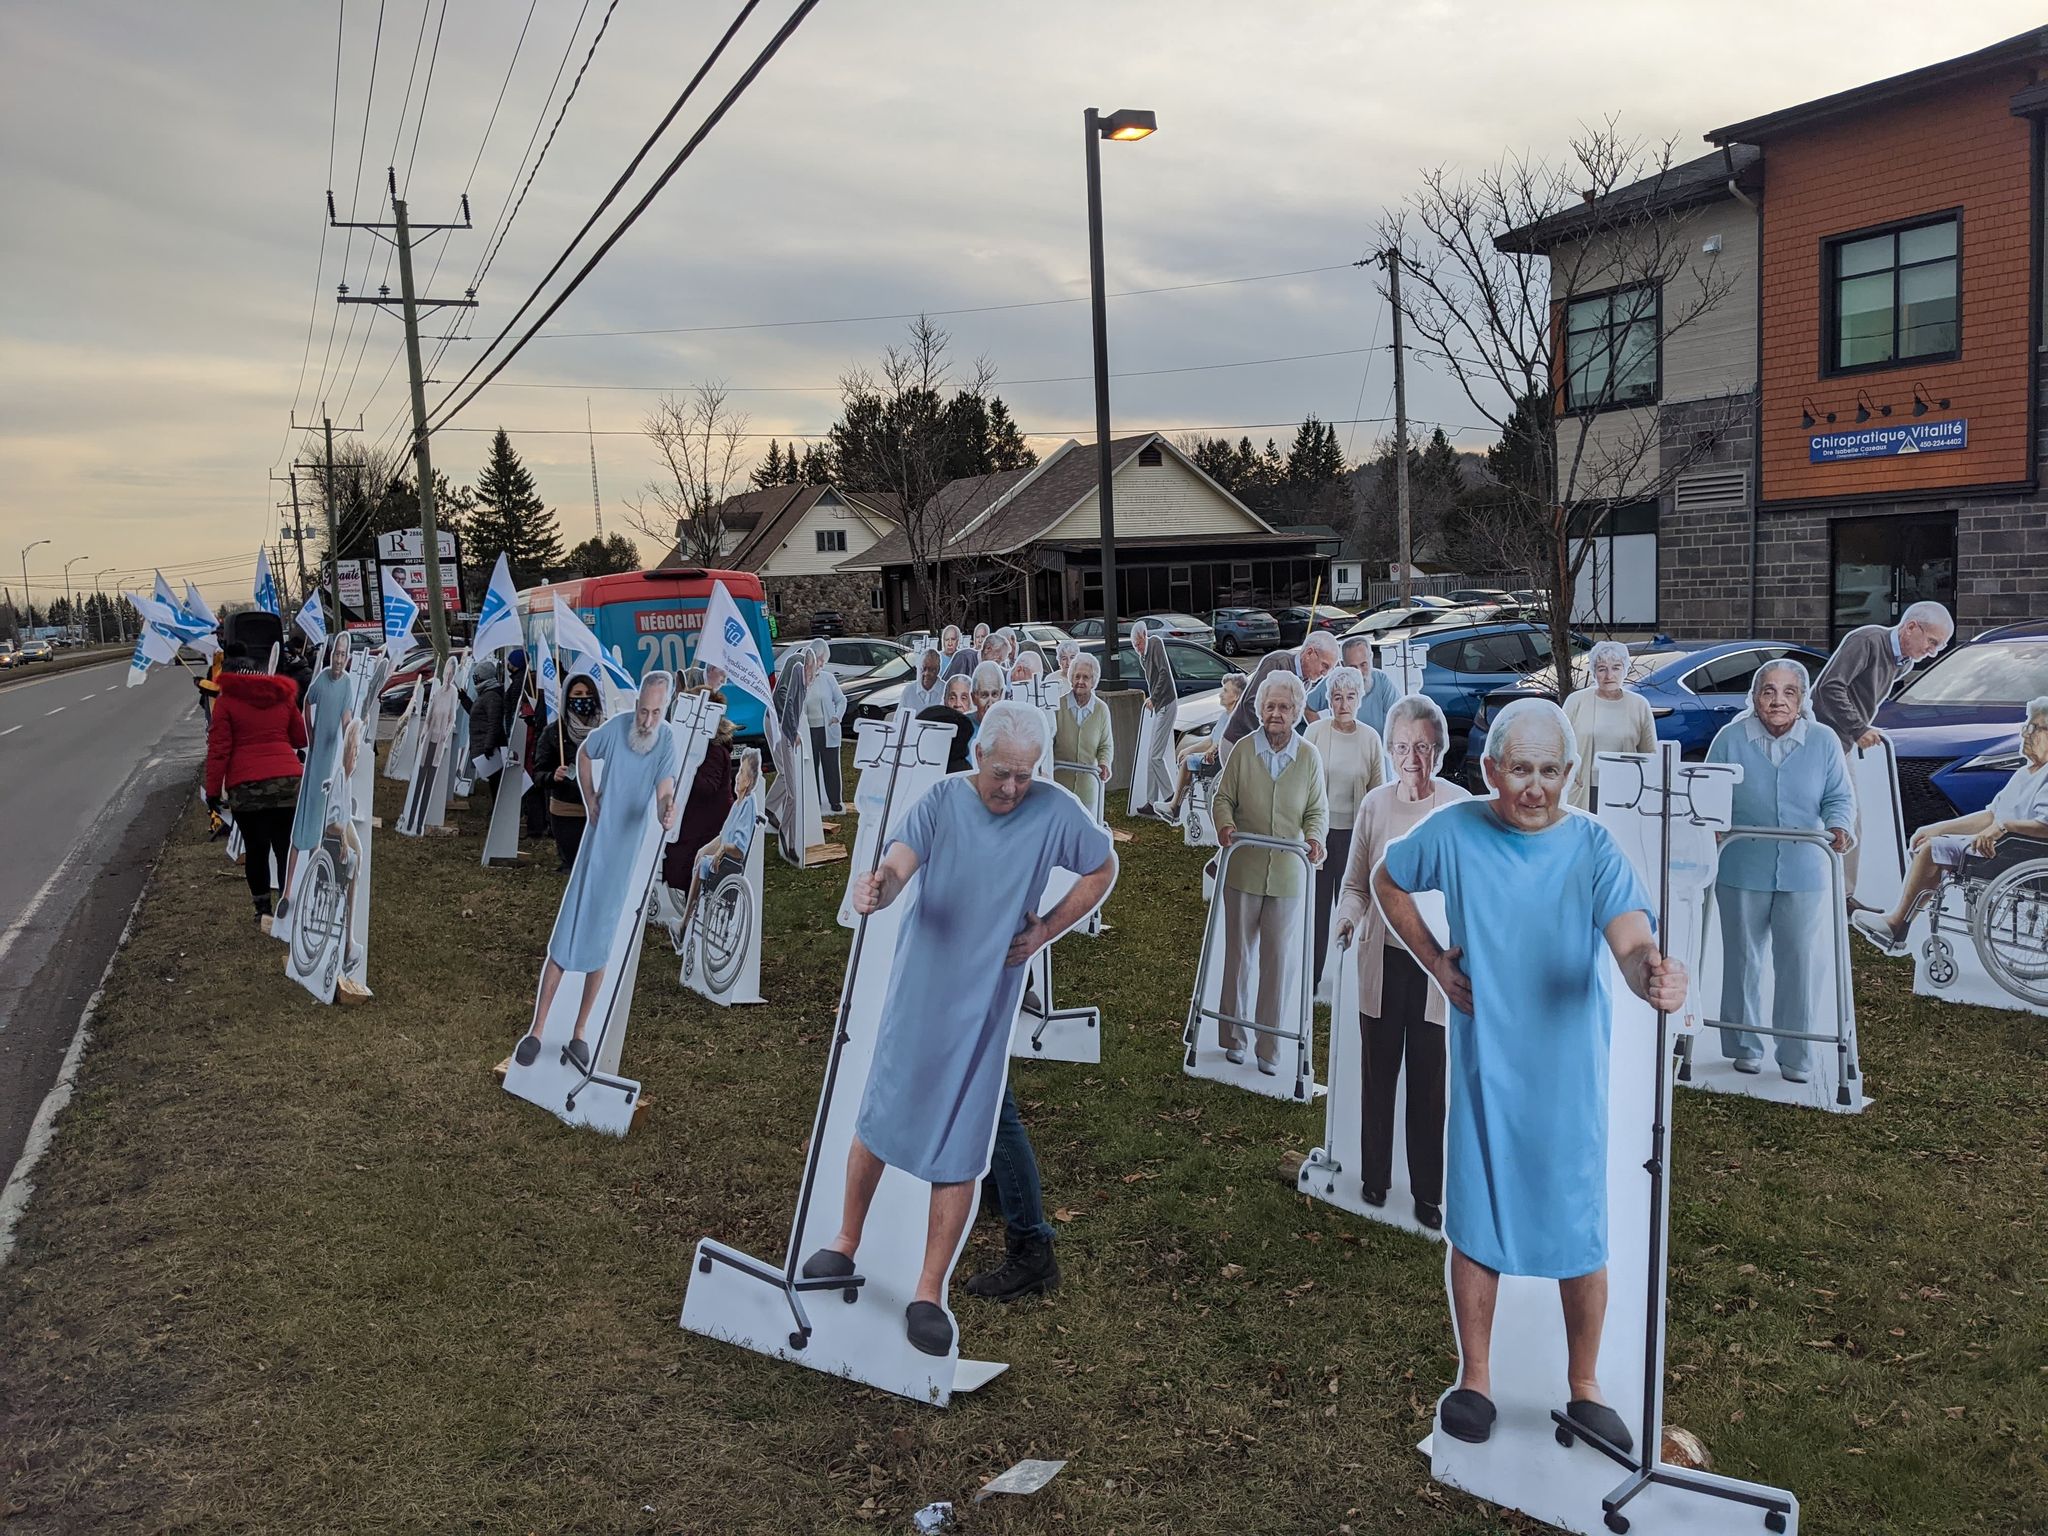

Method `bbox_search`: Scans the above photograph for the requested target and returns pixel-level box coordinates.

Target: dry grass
[0,761,2042,1535]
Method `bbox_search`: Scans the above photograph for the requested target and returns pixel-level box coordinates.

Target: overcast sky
[2,1,2040,604]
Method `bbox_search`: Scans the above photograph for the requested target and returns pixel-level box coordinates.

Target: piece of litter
[974,1458,1068,1503]
[911,1500,954,1532]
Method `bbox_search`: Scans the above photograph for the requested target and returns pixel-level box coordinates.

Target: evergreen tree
[564,532,642,575]
[783,443,803,483]
[751,440,786,489]
[797,442,833,483]
[985,397,1035,472]
[469,429,563,585]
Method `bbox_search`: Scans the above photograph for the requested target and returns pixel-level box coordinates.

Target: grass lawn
[1,757,2043,1534]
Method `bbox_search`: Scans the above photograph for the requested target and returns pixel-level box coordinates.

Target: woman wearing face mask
[916,673,977,774]
[533,673,604,871]
[1561,640,1654,810]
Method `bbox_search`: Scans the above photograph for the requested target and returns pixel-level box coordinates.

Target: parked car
[18,639,54,663]
[1342,603,1500,643]
[1067,618,1135,642]
[1081,637,1244,699]
[1507,589,1548,611]
[775,635,907,681]
[1369,620,1588,775]
[1133,611,1217,648]
[1272,604,1355,648]
[1209,606,1282,656]
[1466,639,1831,775]
[1444,587,1513,606]
[1362,594,1457,616]
[807,609,848,638]
[838,651,922,715]
[1875,618,2048,831]
[1016,622,1075,656]
[378,645,443,713]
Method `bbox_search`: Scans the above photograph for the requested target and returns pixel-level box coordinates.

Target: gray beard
[628,721,660,754]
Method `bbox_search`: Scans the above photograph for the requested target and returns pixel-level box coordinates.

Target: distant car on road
[1273,604,1355,648]
[1875,618,2048,831]
[18,640,54,663]
[0,641,17,669]
[1209,606,1281,656]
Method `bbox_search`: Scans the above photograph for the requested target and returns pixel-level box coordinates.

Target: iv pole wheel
[788,1331,808,1352]
[1554,1425,1574,1448]
[1604,1512,1630,1534]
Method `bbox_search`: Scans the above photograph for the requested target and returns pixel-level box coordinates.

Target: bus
[516,567,777,739]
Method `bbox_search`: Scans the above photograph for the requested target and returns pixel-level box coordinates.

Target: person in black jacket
[916,673,976,773]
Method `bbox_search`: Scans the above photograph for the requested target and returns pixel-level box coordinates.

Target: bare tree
[832,316,999,629]
[626,384,750,567]
[1379,119,1745,672]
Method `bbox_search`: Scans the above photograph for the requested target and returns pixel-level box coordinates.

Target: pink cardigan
[1333,777,1472,1022]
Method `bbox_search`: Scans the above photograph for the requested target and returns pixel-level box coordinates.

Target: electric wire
[314,0,388,407]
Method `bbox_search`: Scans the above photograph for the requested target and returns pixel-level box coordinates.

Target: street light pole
[95,567,116,646]
[63,555,89,642]
[1083,106,1155,688]
[18,538,49,639]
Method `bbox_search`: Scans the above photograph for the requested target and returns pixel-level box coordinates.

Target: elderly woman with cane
[1562,640,1655,810]
[1211,669,1329,1074]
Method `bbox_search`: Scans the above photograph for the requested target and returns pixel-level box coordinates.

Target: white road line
[78,693,97,701]
[44,707,65,716]
[0,726,18,737]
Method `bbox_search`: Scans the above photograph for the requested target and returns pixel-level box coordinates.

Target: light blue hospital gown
[290,669,355,852]
[1381,801,1650,1279]
[546,714,679,973]
[855,777,1112,1184]
[700,790,758,879]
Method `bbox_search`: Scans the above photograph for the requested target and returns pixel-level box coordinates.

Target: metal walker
[1181,831,1319,1101]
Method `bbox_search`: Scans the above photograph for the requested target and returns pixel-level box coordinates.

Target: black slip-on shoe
[563,1036,591,1072]
[905,1300,954,1356]
[514,1034,542,1067]
[1362,1187,1387,1208]
[1439,1388,1496,1444]
[1415,1200,1443,1231]
[800,1248,855,1280]
[1566,1398,1634,1455]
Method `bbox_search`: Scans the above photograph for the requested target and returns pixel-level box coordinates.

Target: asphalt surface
[0,657,206,1184]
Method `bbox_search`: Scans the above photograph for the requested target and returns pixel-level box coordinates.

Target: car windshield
[855,653,914,684]
[1515,647,1692,695]
[1896,638,2048,706]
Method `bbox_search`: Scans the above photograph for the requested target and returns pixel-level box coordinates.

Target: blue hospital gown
[855,777,1112,1184]
[546,714,680,973]
[290,669,355,852]
[1380,801,1650,1278]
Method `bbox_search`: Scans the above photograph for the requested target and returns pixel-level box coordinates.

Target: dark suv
[807,610,847,638]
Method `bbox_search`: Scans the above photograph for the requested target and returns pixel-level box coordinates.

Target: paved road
[0,657,206,1184]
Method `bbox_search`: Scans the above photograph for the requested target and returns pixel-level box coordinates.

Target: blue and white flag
[295,592,329,647]
[123,590,210,688]
[153,570,182,612]
[380,566,419,653]
[182,581,218,631]
[693,578,772,706]
[160,574,220,656]
[472,552,523,655]
[532,632,560,712]
[551,591,622,687]
[253,548,281,617]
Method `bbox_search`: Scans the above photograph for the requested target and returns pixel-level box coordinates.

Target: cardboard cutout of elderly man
[275,634,357,930]
[514,672,681,1073]
[897,646,948,720]
[1128,620,1180,818]
[800,700,1118,1358]
[1372,697,1684,1458]
[1223,630,1341,747]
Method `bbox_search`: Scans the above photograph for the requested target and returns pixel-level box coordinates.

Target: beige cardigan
[1213,731,1329,898]
[1334,777,1472,1021]
[1052,697,1113,815]
[1561,686,1656,808]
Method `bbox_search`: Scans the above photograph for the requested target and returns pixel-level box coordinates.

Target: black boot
[964,1233,1059,1302]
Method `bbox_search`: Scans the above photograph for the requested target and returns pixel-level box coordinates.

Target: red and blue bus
[516,567,777,739]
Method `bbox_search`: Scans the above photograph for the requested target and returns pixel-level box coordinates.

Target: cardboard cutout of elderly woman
[1307,693,1471,1236]
[1855,691,2048,1016]
[678,746,765,1006]
[1562,641,1657,811]
[1184,666,1328,1100]
[512,672,682,1075]
[274,635,357,936]
[765,646,823,865]
[398,655,461,837]
[1051,652,1113,818]
[805,640,849,814]
[1128,620,1180,818]
[1371,697,1682,1473]
[797,701,1117,1361]
[1699,659,1861,1103]
[1305,664,1387,991]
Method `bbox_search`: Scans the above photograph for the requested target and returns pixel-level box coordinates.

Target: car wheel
[1219,635,1239,656]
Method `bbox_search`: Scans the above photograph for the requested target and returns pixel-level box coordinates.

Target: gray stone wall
[1656,391,1760,640]
[763,571,886,636]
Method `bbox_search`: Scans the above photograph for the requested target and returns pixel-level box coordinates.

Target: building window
[1563,283,1658,411]
[1827,214,1958,372]
[815,528,848,553]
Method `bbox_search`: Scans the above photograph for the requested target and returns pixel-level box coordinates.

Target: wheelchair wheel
[1970,857,2048,1007]
[288,847,343,981]
[1920,935,1957,989]
[702,874,752,995]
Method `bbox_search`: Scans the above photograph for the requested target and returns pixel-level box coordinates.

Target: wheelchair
[681,849,753,995]
[288,812,358,991]
[1920,833,2048,1007]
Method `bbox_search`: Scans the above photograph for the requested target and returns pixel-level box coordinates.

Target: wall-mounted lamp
[1854,389,1892,424]
[1911,382,1952,417]
[1800,396,1835,429]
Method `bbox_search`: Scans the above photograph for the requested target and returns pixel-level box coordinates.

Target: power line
[271,0,350,473]
[399,0,449,195]
[427,412,1499,440]
[519,262,1363,342]
[425,0,824,435]
[315,0,388,406]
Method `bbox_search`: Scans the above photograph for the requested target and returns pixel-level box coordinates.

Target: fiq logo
[724,616,746,645]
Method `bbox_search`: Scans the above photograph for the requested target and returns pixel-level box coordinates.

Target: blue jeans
[988,1088,1054,1244]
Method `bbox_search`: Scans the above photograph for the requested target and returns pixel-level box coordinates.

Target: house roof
[1707,26,2048,144]
[1494,144,1761,255]
[658,483,897,572]
[838,433,1277,572]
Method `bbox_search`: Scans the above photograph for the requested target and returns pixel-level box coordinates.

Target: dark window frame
[814,527,849,553]
[1560,279,1662,415]
[1821,208,1962,378]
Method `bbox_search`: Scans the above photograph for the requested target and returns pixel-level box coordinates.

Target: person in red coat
[205,656,308,921]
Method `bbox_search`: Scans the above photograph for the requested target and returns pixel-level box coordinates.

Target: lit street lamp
[18,538,49,640]
[1083,106,1156,687]
[64,555,90,642]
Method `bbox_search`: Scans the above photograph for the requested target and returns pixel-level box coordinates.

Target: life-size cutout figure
[801,701,1117,1357]
[277,635,356,920]
[515,673,680,1073]
[1051,652,1113,817]
[676,746,762,937]
[1371,697,1685,1457]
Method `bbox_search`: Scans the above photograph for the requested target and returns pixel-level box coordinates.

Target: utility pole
[1379,247,1413,608]
[271,469,311,598]
[332,168,475,664]
[291,410,361,624]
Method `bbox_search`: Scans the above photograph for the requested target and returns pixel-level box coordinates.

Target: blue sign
[1810,419,1967,464]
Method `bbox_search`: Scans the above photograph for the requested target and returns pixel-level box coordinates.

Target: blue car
[1370,619,1586,773]
[1466,639,1831,776]
[1209,606,1281,657]
[1874,619,2048,831]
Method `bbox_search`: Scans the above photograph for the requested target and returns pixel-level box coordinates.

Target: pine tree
[798,442,832,483]
[751,440,786,489]
[470,429,563,586]
[783,444,803,483]
[986,397,1036,473]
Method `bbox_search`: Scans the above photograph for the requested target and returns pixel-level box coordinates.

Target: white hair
[942,624,960,642]
[1899,600,1954,636]
[1015,650,1044,677]
[974,698,1048,767]
[1255,667,1308,716]
[1746,656,1814,716]
[1587,639,1631,676]
[807,639,831,665]
[1384,692,1449,752]
[1068,652,1099,683]
[1339,634,1373,665]
[972,659,1006,695]
[733,745,763,790]
[1056,640,1078,670]
[1485,695,1577,769]
[2027,695,2048,729]
[918,647,943,678]
[1323,664,1364,702]
[1301,630,1341,663]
